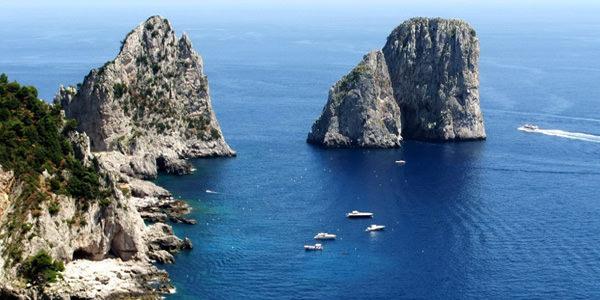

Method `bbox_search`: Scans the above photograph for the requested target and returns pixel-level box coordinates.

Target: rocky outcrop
[57,15,234,178]
[383,18,485,140]
[308,17,485,147]
[0,132,190,299]
[307,51,402,148]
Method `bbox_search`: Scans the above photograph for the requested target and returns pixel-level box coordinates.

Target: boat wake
[518,126,600,143]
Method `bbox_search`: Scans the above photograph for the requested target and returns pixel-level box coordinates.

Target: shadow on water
[305,140,488,298]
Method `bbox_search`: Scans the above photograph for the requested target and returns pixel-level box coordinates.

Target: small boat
[518,124,539,132]
[304,243,323,251]
[346,210,374,218]
[314,232,337,240]
[395,160,406,165]
[366,224,386,232]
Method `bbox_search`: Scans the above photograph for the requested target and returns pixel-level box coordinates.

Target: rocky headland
[308,17,486,147]
[1,15,232,299]
[57,15,235,179]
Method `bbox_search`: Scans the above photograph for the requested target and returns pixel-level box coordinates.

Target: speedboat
[304,243,323,251]
[518,124,539,132]
[346,210,374,218]
[314,232,337,240]
[395,160,406,165]
[366,224,386,232]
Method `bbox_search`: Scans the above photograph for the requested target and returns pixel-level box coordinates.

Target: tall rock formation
[58,16,234,178]
[308,17,486,147]
[307,51,402,148]
[383,18,485,141]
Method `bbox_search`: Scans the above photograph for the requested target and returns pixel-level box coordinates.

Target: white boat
[395,160,406,165]
[518,124,539,132]
[366,224,386,232]
[304,243,323,251]
[314,232,337,240]
[346,210,374,218]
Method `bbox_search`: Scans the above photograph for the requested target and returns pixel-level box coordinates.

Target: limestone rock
[43,258,173,299]
[308,17,486,147]
[307,51,402,148]
[383,17,485,140]
[57,15,234,178]
[145,223,193,264]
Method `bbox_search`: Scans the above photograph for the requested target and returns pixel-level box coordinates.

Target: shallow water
[3,2,600,299]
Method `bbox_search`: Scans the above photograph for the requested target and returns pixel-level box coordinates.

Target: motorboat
[518,124,539,132]
[366,224,386,232]
[314,232,337,240]
[304,243,323,251]
[346,210,374,218]
[395,160,406,165]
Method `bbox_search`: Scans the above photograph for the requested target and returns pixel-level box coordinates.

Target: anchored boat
[366,224,386,232]
[314,233,336,240]
[346,210,373,218]
[395,160,406,165]
[304,243,323,251]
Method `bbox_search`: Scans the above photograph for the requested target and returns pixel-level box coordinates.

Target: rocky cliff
[58,16,234,178]
[383,18,485,141]
[0,72,190,298]
[308,17,486,147]
[307,51,402,148]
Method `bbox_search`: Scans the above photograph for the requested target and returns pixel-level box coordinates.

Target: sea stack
[58,16,234,177]
[307,17,486,147]
[307,51,402,148]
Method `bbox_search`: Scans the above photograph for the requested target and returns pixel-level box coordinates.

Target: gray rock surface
[307,51,402,148]
[57,15,234,178]
[383,17,485,140]
[308,17,486,147]
[0,131,188,298]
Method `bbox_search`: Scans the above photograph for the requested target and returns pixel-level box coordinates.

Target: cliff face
[308,17,486,147]
[307,51,402,148]
[58,16,234,178]
[383,18,485,141]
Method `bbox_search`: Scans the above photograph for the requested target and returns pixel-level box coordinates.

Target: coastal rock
[307,51,402,148]
[308,17,486,147]
[44,258,173,299]
[57,15,234,179]
[156,155,193,176]
[145,223,193,264]
[383,17,485,140]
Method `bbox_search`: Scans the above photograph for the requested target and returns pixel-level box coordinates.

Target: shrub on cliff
[20,251,65,285]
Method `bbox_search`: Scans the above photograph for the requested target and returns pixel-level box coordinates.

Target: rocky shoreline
[0,15,234,299]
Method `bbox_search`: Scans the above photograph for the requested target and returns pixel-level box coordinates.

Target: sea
[2,1,600,299]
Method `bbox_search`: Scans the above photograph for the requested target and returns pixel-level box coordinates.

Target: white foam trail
[519,127,600,143]
[206,189,219,194]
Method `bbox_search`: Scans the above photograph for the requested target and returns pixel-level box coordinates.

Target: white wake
[519,127,600,143]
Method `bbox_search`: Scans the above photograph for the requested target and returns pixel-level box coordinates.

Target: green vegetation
[339,62,370,91]
[210,128,221,140]
[113,83,127,98]
[0,73,104,201]
[20,251,65,285]
[0,74,110,265]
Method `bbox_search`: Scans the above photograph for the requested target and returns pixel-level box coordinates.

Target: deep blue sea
[2,1,600,299]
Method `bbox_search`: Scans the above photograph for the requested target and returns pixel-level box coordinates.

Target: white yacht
[314,233,337,240]
[366,224,386,232]
[346,210,374,218]
[518,124,539,132]
[395,160,406,165]
[304,243,323,251]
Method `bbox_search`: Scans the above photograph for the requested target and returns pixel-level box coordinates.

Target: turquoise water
[3,2,600,299]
